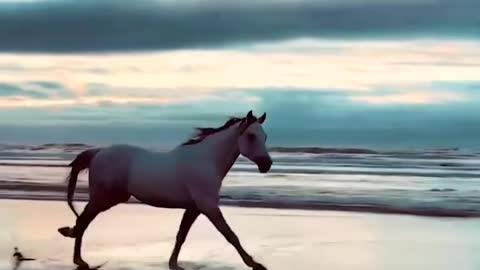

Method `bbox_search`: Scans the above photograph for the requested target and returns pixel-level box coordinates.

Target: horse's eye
[247,133,256,142]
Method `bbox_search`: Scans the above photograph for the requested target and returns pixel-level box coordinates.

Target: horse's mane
[182,116,255,146]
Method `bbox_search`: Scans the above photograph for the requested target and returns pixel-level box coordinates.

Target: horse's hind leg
[72,202,101,268]
[58,201,98,239]
[58,201,102,268]
[59,192,130,268]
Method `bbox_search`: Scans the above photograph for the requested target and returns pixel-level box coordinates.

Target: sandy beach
[2,199,480,270]
[2,0,480,268]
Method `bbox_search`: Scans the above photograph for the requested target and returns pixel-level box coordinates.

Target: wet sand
[2,199,480,270]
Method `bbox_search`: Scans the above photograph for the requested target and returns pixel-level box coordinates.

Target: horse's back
[88,145,149,196]
[91,144,148,171]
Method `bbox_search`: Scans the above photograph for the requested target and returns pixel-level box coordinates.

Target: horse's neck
[198,126,240,179]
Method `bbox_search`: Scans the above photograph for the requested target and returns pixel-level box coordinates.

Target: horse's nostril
[258,157,272,173]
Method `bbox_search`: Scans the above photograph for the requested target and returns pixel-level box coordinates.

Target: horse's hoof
[75,265,91,270]
[252,263,267,270]
[58,226,75,238]
[74,257,89,269]
[168,262,185,270]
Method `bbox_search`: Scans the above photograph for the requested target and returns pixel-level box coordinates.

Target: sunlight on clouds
[57,70,87,97]
[0,96,174,108]
[0,90,262,108]
[0,38,478,108]
[0,50,375,91]
[351,91,466,105]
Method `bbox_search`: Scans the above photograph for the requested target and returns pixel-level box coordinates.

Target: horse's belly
[129,179,192,209]
[135,195,194,209]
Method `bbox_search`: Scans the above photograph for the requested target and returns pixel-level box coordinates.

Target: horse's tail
[66,148,101,218]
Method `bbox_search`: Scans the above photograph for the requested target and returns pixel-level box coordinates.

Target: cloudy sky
[0,0,479,148]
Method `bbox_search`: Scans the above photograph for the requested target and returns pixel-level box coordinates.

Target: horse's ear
[258,112,266,124]
[239,110,255,133]
[246,110,254,120]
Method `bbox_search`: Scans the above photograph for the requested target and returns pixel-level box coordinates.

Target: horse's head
[238,111,272,173]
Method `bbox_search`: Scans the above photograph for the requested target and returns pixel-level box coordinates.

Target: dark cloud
[0,83,49,99]
[2,85,480,149]
[432,81,480,93]
[0,81,76,99]
[27,81,64,90]
[0,0,478,52]
[252,88,480,148]
[86,83,112,96]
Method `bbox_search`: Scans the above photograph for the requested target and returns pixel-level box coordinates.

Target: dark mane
[182,116,251,146]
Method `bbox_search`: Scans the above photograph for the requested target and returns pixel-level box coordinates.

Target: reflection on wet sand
[2,200,480,270]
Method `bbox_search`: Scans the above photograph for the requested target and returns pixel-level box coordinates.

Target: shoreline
[2,144,480,220]
[1,195,478,219]
[1,180,479,218]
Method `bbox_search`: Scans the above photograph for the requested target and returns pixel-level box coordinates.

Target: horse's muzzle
[257,157,272,173]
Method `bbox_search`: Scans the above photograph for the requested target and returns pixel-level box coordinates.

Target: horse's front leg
[203,207,267,270]
[169,208,200,270]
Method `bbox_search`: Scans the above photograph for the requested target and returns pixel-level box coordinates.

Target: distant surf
[1,143,480,218]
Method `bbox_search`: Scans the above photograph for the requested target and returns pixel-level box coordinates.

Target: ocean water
[1,144,480,217]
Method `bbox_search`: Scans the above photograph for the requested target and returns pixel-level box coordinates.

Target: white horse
[58,110,272,270]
